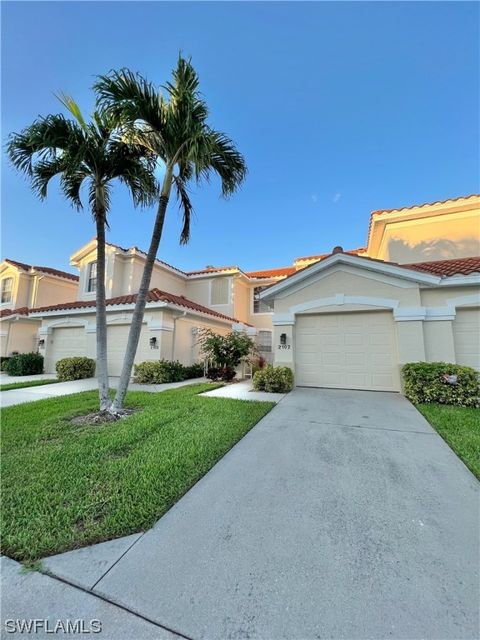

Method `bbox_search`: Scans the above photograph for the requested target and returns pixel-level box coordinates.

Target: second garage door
[48,327,87,373]
[295,311,400,391]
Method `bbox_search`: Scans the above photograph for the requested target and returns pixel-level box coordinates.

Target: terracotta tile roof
[29,288,242,323]
[4,259,79,282]
[186,266,241,276]
[246,266,296,279]
[371,194,479,216]
[0,306,29,319]
[402,256,480,277]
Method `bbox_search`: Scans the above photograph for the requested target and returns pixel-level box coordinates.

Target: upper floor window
[253,286,270,314]
[1,277,13,304]
[210,278,229,306]
[87,262,97,293]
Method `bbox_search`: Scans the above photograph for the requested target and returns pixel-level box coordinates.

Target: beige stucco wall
[38,306,234,373]
[273,267,422,314]
[368,200,480,263]
[75,246,187,300]
[185,277,235,319]
[0,319,40,356]
[268,264,480,386]
[35,276,78,307]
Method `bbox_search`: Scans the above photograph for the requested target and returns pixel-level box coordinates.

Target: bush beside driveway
[1,383,274,562]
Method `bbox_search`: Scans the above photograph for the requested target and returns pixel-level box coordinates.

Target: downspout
[4,320,12,356]
[171,311,187,360]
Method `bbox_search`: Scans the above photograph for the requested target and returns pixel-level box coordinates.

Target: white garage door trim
[295,310,400,392]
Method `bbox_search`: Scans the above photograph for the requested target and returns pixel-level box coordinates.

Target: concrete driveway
[39,387,478,639]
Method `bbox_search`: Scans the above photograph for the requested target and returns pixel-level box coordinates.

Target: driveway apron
[77,389,478,639]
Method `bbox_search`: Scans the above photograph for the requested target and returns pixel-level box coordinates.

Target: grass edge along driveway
[2,383,275,563]
[417,403,480,480]
[0,379,58,391]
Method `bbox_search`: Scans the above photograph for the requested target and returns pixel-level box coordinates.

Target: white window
[87,262,97,293]
[253,286,270,314]
[210,278,229,305]
[1,277,13,304]
[257,330,272,353]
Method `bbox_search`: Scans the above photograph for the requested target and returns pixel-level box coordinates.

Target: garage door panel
[453,309,480,370]
[295,311,400,391]
[48,327,87,373]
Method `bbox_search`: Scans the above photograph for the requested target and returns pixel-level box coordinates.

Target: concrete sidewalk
[1,556,181,639]
[0,377,206,407]
[30,388,479,639]
[201,379,285,402]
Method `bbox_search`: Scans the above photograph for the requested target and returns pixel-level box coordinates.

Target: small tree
[199,330,256,381]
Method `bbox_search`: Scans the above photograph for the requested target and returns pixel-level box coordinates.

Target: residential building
[0,260,78,356]
[1,194,479,389]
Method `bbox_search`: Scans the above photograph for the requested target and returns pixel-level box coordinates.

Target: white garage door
[453,308,480,370]
[107,323,154,376]
[295,311,400,391]
[49,327,87,372]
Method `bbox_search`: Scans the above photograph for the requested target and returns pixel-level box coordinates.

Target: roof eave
[259,253,441,300]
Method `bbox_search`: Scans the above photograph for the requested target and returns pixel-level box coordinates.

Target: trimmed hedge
[56,357,96,381]
[253,365,294,393]
[133,360,204,384]
[0,356,11,371]
[402,362,479,407]
[4,353,44,376]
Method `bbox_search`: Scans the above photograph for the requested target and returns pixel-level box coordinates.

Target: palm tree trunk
[110,169,173,414]
[95,212,110,411]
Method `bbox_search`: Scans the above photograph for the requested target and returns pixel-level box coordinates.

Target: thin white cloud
[311,194,318,204]
[333,192,341,203]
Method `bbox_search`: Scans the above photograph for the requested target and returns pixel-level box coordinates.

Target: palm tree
[95,56,247,413]
[7,97,157,411]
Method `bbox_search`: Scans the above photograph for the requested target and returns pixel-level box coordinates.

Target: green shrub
[5,352,44,376]
[199,330,256,382]
[253,365,294,393]
[402,362,479,407]
[56,357,95,381]
[183,362,204,379]
[0,356,11,371]
[133,360,185,384]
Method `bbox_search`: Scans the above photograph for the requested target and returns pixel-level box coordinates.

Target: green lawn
[417,403,480,480]
[0,379,58,391]
[1,383,274,562]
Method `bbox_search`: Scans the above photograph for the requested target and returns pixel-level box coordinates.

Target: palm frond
[56,93,88,131]
[173,174,194,244]
[94,69,164,131]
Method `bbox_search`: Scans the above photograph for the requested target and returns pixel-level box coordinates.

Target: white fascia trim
[393,307,427,321]
[29,301,168,318]
[30,299,235,326]
[0,315,40,323]
[272,313,295,326]
[438,274,480,287]
[259,253,440,299]
[289,294,400,315]
[446,292,480,308]
[424,307,456,321]
[188,270,240,280]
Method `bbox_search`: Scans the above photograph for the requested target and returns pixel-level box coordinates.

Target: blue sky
[2,1,479,274]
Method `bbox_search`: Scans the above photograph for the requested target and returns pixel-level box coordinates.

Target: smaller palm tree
[95,56,247,413]
[7,97,157,410]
